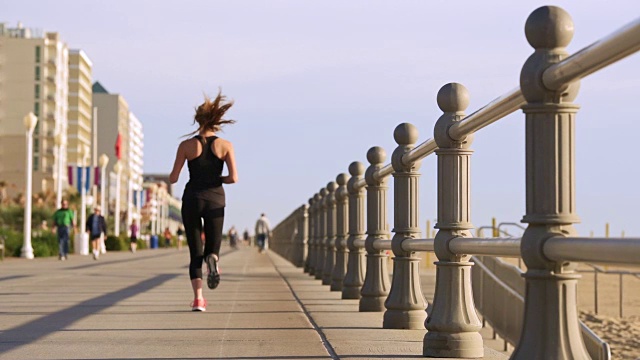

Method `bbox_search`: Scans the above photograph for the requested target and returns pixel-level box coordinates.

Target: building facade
[0,23,69,197]
[67,49,93,166]
[92,82,130,218]
[127,112,144,226]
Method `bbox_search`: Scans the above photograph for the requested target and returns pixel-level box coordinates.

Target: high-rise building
[67,49,93,166]
[92,81,129,216]
[0,23,69,197]
[127,112,144,225]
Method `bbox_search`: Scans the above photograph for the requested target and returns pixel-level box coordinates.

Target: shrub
[32,231,58,257]
[0,228,68,258]
[105,235,128,251]
[0,228,24,257]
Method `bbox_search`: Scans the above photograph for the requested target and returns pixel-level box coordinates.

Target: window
[34,138,40,153]
[35,66,40,81]
[34,122,40,135]
[33,156,39,171]
[33,102,39,116]
[35,84,40,99]
[35,46,41,63]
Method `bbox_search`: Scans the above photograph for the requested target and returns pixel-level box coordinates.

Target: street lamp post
[158,187,166,234]
[136,179,143,224]
[21,112,38,259]
[99,154,109,217]
[127,169,134,233]
[113,161,122,236]
[150,183,158,236]
[54,132,64,208]
[77,145,90,255]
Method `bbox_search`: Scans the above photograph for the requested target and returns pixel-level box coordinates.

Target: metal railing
[581,264,640,318]
[271,6,640,359]
[472,255,611,360]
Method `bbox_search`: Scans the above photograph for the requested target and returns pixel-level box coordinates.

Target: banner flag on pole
[68,165,94,193]
[95,167,101,187]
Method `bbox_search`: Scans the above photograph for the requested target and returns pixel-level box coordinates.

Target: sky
[3,1,640,237]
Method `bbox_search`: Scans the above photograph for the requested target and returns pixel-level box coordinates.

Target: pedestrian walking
[254,213,271,253]
[52,199,75,260]
[177,226,185,251]
[163,227,173,248]
[169,90,238,312]
[228,226,238,249]
[86,206,107,260]
[130,219,139,253]
[243,228,250,245]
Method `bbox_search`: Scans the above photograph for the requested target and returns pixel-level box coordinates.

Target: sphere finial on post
[525,6,574,50]
[393,123,419,146]
[348,161,365,177]
[366,146,386,166]
[437,83,470,114]
[336,173,349,186]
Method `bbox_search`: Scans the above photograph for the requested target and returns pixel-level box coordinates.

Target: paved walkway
[0,246,506,359]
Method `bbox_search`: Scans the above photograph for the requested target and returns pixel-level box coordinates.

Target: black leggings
[181,197,224,280]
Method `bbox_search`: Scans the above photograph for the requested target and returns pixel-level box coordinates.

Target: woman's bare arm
[221,141,238,184]
[169,142,187,184]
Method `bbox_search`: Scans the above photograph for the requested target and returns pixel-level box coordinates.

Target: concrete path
[0,246,506,359]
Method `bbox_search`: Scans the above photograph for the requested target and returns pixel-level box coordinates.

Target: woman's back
[183,136,226,205]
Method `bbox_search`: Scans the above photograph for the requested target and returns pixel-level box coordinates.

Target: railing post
[331,173,350,291]
[360,147,391,312]
[424,83,483,357]
[383,123,428,330]
[343,161,366,299]
[309,194,320,276]
[315,189,327,280]
[304,197,314,273]
[512,6,589,359]
[323,182,338,285]
[296,204,309,267]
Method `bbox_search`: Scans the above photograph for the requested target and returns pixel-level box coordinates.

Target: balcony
[47,58,56,67]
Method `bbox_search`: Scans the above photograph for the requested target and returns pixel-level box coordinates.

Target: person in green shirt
[52,200,75,260]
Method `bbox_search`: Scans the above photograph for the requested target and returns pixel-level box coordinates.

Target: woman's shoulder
[215,137,234,150]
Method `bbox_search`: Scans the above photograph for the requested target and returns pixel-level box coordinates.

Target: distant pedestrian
[52,199,75,260]
[163,227,173,248]
[86,206,107,260]
[243,229,250,245]
[228,226,238,249]
[130,219,139,253]
[169,90,238,311]
[254,213,271,253]
[177,226,185,251]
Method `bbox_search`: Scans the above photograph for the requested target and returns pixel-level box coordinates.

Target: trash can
[150,235,159,249]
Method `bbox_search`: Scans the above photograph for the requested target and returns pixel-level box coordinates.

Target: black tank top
[183,136,225,207]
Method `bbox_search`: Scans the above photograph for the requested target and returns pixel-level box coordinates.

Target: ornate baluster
[360,147,391,312]
[383,123,428,330]
[342,162,366,299]
[424,83,482,357]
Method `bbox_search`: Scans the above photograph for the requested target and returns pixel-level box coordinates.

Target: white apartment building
[93,82,144,233]
[127,112,144,225]
[67,49,93,166]
[0,23,69,197]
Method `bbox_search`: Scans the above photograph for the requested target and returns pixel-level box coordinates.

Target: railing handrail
[448,88,525,142]
[543,17,640,90]
[545,237,640,265]
[350,17,640,190]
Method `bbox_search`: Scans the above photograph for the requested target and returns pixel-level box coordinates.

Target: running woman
[169,91,238,312]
